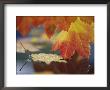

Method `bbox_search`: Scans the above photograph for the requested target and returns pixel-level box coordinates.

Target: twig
[19,61,27,71]
[18,40,30,71]
[19,40,26,50]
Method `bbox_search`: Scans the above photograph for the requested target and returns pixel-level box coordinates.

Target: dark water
[16,43,94,74]
[16,43,60,74]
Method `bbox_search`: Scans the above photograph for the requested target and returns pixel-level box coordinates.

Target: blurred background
[16,25,60,74]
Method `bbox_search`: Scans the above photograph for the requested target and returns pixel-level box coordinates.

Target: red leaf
[74,32,90,58]
[18,17,32,36]
[32,16,46,26]
[44,17,57,38]
[59,42,75,59]
[16,16,23,29]
[79,16,94,25]
[56,16,77,31]
[52,40,62,51]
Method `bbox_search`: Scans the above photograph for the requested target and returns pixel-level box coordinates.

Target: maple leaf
[52,30,76,59]
[69,17,94,42]
[68,18,92,58]
[68,17,88,33]
[73,32,90,58]
[51,30,72,51]
[16,16,23,29]
[59,42,75,59]
[89,22,94,42]
[17,17,33,37]
[53,30,70,42]
[65,16,77,23]
[17,16,47,37]
[32,16,46,26]
[52,17,93,59]
[56,16,77,31]
[16,16,78,38]
[16,16,93,59]
[79,16,94,25]
[52,40,63,51]
[45,24,56,38]
[43,17,57,38]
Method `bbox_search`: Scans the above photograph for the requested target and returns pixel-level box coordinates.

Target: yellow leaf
[53,30,70,43]
[68,17,89,33]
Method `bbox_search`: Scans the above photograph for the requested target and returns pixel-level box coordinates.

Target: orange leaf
[18,17,32,36]
[59,42,75,59]
[44,17,57,38]
[52,27,91,59]
[79,16,94,25]
[56,16,77,31]
[32,16,46,26]
[45,24,56,38]
[74,33,90,58]
[52,40,63,51]
[52,31,76,59]
[16,16,23,30]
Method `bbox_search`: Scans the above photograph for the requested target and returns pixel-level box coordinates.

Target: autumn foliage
[16,16,94,60]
